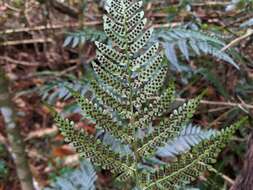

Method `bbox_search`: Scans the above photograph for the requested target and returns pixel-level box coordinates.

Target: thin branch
[208,166,235,186]
[152,22,181,29]
[0,56,40,66]
[191,2,230,6]
[221,29,253,51]
[0,38,53,46]
[0,21,102,35]
[176,98,253,110]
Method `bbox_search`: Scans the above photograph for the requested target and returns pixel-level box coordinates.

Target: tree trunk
[230,130,253,190]
[0,69,35,190]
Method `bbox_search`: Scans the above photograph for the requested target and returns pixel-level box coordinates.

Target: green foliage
[0,145,9,182]
[156,123,217,158]
[197,68,229,98]
[63,28,107,48]
[45,160,96,190]
[156,28,239,71]
[49,0,248,189]
[0,160,9,181]
[141,118,246,189]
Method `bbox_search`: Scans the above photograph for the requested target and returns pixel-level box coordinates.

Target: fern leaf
[135,55,164,86]
[164,43,181,71]
[92,62,130,98]
[95,42,128,65]
[132,42,160,68]
[89,80,132,120]
[104,3,124,23]
[158,28,239,70]
[49,107,135,175]
[45,160,97,190]
[104,24,127,49]
[143,65,167,96]
[138,81,175,120]
[142,117,248,190]
[127,81,176,143]
[157,123,216,158]
[137,94,203,157]
[97,52,126,77]
[103,15,125,36]
[127,11,145,29]
[157,94,203,134]
[178,39,190,61]
[107,0,124,13]
[125,1,143,19]
[49,1,247,189]
[155,81,176,115]
[128,18,147,43]
[67,88,134,144]
[130,28,153,53]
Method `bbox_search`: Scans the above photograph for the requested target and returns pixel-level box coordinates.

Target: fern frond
[45,160,97,190]
[130,28,153,53]
[158,28,239,70]
[127,11,145,29]
[50,0,248,189]
[128,18,147,43]
[89,80,131,118]
[143,65,167,96]
[63,28,107,48]
[67,88,134,144]
[157,123,216,158]
[142,117,248,190]
[132,43,160,68]
[125,1,143,19]
[130,81,175,136]
[95,42,128,65]
[155,81,176,115]
[137,93,203,157]
[92,62,130,98]
[104,26,127,49]
[97,52,127,77]
[157,93,203,134]
[135,55,164,86]
[49,107,135,175]
[138,81,175,120]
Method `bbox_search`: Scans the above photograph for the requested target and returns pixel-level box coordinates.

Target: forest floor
[0,0,253,190]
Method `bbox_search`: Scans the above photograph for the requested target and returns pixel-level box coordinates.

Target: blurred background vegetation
[0,0,253,189]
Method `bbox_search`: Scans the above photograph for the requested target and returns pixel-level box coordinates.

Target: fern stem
[121,0,141,188]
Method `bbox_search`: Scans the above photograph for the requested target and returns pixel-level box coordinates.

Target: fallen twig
[0,38,53,46]
[152,22,181,29]
[176,98,253,110]
[221,29,253,51]
[0,21,102,35]
[191,1,230,6]
[0,56,40,66]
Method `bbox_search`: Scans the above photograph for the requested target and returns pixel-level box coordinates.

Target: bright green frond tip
[48,0,248,189]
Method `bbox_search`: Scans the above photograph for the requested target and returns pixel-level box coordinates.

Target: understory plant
[49,0,248,189]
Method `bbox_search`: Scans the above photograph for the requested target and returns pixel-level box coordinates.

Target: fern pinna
[49,0,248,189]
